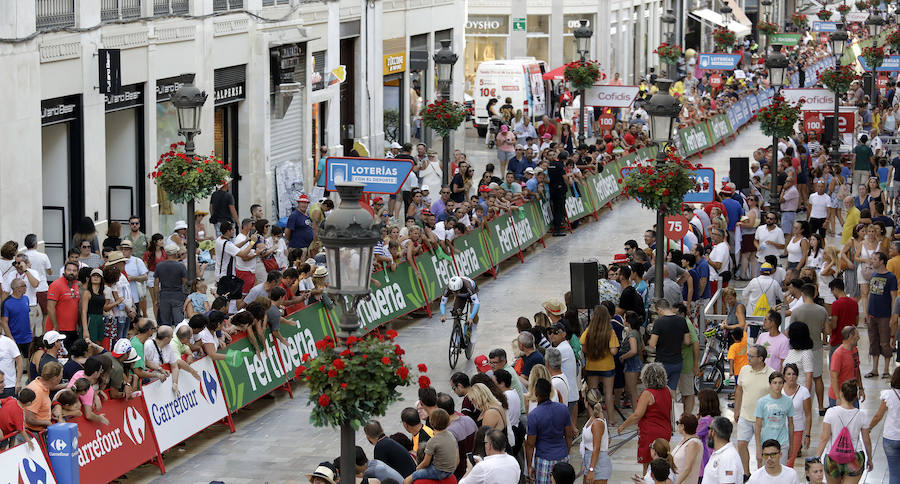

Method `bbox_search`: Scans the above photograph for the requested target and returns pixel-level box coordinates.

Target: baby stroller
[485,116,504,148]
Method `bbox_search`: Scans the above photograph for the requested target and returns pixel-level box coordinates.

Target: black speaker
[863,73,874,101]
[823,116,836,147]
[570,261,599,309]
[729,157,750,190]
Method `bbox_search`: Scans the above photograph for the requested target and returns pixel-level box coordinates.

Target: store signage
[585,85,640,107]
[98,48,122,95]
[697,53,742,70]
[857,55,900,71]
[0,442,57,484]
[71,397,161,484]
[812,21,837,32]
[768,33,802,46]
[382,53,406,75]
[105,83,143,112]
[781,88,835,111]
[41,94,80,126]
[141,357,230,451]
[512,17,526,32]
[685,168,715,203]
[156,73,194,103]
[563,15,592,34]
[845,12,869,23]
[465,15,508,34]
[270,43,302,85]
[325,157,415,194]
[215,82,245,106]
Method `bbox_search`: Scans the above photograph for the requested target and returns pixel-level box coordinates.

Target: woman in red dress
[617,362,673,474]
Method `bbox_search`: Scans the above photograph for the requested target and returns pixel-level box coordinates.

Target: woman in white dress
[782,363,812,467]
[671,414,702,484]
[782,322,815,392]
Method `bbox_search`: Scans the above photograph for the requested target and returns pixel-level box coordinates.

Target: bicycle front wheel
[464,323,475,360]
[449,322,463,369]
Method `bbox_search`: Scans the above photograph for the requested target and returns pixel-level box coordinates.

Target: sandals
[883,373,892,379]
[865,371,878,378]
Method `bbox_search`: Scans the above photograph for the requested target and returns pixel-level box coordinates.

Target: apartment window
[153,0,189,15]
[213,0,243,11]
[101,0,142,21]
[35,0,76,30]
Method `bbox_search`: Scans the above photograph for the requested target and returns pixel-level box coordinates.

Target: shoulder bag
[216,241,244,300]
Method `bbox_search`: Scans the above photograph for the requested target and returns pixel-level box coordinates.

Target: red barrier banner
[72,396,163,482]
[0,441,57,484]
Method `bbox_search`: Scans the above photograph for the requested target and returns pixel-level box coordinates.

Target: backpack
[827,410,860,464]
[751,279,777,317]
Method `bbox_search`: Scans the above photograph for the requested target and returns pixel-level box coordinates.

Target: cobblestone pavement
[130,124,892,483]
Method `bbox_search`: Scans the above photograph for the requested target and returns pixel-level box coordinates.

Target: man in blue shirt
[525,378,574,484]
[691,244,711,330]
[720,186,744,233]
[1,279,33,357]
[507,146,533,181]
[285,194,315,250]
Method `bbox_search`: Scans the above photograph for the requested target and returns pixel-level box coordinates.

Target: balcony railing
[153,0,189,15]
[262,0,291,5]
[213,0,243,12]
[35,0,76,30]
[101,0,142,21]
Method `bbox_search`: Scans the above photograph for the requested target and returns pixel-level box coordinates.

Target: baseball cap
[421,209,433,216]
[478,185,491,194]
[420,184,430,192]
[524,167,535,174]
[389,141,402,149]
[488,182,500,190]
[43,330,66,345]
[112,338,133,358]
[721,184,735,195]
[541,132,552,139]
[612,253,629,264]
[474,355,491,373]
[760,262,774,274]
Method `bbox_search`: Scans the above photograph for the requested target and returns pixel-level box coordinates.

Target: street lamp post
[760,0,772,54]
[644,79,681,300]
[433,40,458,187]
[829,25,848,165]
[661,9,677,80]
[866,12,884,102]
[318,182,381,484]
[171,81,208,283]
[765,45,789,211]
[573,20,593,147]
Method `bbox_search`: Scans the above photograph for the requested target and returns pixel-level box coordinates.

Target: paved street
[130,124,892,483]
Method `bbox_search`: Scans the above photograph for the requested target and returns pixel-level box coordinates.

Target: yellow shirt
[737,364,774,422]
[580,330,620,372]
[842,206,860,245]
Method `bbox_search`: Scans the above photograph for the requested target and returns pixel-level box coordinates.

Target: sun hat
[305,464,337,484]
[172,220,188,231]
[118,239,133,249]
[106,251,128,265]
[313,265,328,277]
[542,299,566,316]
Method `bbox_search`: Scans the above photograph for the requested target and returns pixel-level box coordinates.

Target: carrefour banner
[142,357,229,451]
[281,302,337,378]
[451,228,493,279]
[71,397,160,484]
[355,260,429,334]
[0,442,57,484]
[214,331,291,413]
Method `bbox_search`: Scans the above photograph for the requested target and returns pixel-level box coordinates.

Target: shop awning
[689,8,752,38]
[543,65,566,81]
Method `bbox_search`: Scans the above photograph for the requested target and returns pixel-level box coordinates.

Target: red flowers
[328,369,337,378]
[340,349,352,357]
[333,359,346,370]
[417,364,428,373]
[418,375,431,389]
[346,335,360,346]
[381,356,391,365]
[396,366,410,380]
[340,383,348,388]
[302,353,311,362]
[294,365,306,378]
[318,394,331,407]
[385,330,398,340]
[394,345,405,356]
[315,339,328,350]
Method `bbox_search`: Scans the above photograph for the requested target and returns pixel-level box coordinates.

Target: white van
[472,58,551,137]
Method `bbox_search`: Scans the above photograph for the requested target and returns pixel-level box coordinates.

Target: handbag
[261,255,279,272]
[216,241,244,300]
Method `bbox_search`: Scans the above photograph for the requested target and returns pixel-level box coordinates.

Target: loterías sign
[780,88,835,111]
[585,85,641,108]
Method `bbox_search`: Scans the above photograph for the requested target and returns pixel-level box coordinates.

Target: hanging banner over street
[781,88,835,111]
[585,85,640,107]
[697,53,742,70]
[325,157,415,194]
[857,55,900,72]
[812,21,837,32]
[845,12,869,23]
[768,33,802,46]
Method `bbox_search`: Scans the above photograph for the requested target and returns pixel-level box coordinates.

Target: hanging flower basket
[149,142,231,204]
[564,60,602,91]
[713,28,737,51]
[297,331,424,429]
[654,43,683,64]
[758,21,779,37]
[886,29,900,51]
[862,45,886,69]
[855,1,869,10]
[757,95,803,139]
[422,99,471,138]
[820,65,860,93]
[791,13,809,29]
[837,4,851,16]
[619,153,701,216]
[816,10,834,21]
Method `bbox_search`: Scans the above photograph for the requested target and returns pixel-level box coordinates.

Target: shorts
[678,372,696,396]
[235,269,255,295]
[737,417,756,442]
[824,452,865,478]
[894,180,900,197]
[661,361,682,390]
[29,305,44,338]
[585,369,615,378]
[496,150,516,161]
[582,450,612,480]
[868,315,893,358]
[812,346,824,378]
[740,233,756,254]
[623,355,642,373]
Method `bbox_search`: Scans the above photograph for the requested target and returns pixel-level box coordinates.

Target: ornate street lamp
[573,20,593,146]
[766,45,789,210]
[761,0,772,22]
[830,25,849,164]
[318,182,381,484]
[172,81,208,283]
[433,40,458,186]
[661,9,677,79]
[867,11,884,39]
[644,79,681,299]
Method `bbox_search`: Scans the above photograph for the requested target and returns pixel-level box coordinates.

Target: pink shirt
[66,370,95,408]
[756,332,790,370]
[497,132,515,152]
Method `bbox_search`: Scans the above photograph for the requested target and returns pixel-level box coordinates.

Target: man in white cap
[386,141,402,159]
[155,245,187,326]
[32,330,66,387]
[119,240,149,317]
[168,220,188,249]
[106,251,136,339]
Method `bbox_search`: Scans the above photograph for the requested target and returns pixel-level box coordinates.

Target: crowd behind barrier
[0,85,780,484]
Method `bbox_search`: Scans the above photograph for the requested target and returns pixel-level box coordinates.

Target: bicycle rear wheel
[449,322,463,369]
[694,362,724,394]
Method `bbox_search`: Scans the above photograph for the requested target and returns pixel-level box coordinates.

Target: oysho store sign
[585,85,640,108]
[465,15,508,35]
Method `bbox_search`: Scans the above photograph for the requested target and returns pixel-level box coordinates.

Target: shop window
[526,15,548,34]
[464,36,507,95]
[527,37,549,64]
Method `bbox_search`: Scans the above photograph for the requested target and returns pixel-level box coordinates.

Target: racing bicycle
[448,300,475,369]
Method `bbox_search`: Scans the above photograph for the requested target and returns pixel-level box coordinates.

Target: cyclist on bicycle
[440,276,481,341]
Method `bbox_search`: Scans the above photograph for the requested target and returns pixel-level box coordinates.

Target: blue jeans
[410,465,452,482]
[661,362,683,390]
[828,397,860,409]
[884,437,900,484]
[114,316,129,342]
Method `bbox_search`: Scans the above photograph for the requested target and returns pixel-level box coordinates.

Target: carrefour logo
[48,439,66,452]
[122,406,146,445]
[199,370,218,405]
[19,458,49,484]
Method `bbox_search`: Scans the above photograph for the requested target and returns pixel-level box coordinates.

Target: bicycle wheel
[448,322,463,369]
[695,363,724,394]
[464,322,475,360]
